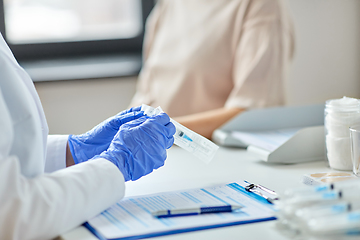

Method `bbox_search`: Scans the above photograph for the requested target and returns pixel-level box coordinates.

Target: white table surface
[59,146,335,240]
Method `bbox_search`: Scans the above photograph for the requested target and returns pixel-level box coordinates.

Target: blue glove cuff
[92,153,131,181]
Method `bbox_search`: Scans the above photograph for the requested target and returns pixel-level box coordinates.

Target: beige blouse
[130,0,295,117]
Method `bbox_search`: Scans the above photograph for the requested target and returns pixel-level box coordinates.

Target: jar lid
[326,96,360,112]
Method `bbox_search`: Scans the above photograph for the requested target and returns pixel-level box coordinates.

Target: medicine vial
[325,96,360,170]
[141,104,219,163]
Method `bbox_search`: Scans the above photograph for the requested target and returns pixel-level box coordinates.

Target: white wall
[286,0,360,105]
[35,77,138,134]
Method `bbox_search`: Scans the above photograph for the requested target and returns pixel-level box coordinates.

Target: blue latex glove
[93,113,176,181]
[68,106,144,164]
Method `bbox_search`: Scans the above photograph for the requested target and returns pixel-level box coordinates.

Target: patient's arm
[173,107,244,139]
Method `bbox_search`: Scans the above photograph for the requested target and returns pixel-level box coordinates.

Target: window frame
[0,0,154,62]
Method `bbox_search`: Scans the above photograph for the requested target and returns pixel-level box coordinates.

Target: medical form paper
[85,181,276,240]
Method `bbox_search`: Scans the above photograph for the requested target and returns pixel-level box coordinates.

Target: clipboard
[212,104,325,164]
[83,180,277,240]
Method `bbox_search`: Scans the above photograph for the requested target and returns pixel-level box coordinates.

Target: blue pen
[152,205,242,218]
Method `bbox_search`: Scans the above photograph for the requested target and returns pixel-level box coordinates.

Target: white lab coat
[0,34,125,240]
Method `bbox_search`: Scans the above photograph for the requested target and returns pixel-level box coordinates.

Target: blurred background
[0,0,359,134]
[4,0,142,43]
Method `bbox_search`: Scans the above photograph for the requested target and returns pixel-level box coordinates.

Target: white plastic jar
[325,96,360,170]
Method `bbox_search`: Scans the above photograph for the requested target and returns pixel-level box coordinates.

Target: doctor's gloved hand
[68,106,143,164]
[92,113,176,181]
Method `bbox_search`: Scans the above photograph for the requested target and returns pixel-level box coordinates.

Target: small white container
[325,96,360,170]
[350,124,360,176]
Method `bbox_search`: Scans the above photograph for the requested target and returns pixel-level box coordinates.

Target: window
[0,0,154,64]
[4,0,143,44]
